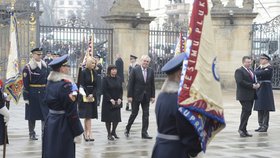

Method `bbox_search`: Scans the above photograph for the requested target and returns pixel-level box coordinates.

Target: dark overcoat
[0,90,8,145]
[127,66,155,101]
[42,71,84,158]
[254,65,275,111]
[101,76,123,122]
[78,68,97,118]
[152,81,201,158]
[234,66,257,101]
[115,58,124,82]
[22,59,49,120]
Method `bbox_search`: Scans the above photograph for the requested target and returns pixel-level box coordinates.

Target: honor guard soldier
[0,80,10,145]
[254,54,275,132]
[22,47,49,140]
[152,53,202,158]
[42,54,83,158]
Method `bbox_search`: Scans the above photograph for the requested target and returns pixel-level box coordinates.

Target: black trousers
[239,100,254,132]
[258,110,270,129]
[28,120,44,136]
[126,96,150,134]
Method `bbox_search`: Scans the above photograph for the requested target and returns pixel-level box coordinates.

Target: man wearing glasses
[22,48,49,140]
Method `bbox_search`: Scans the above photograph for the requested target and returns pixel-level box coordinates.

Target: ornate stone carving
[212,0,223,8]
[226,0,236,7]
[243,0,254,10]
[110,0,144,15]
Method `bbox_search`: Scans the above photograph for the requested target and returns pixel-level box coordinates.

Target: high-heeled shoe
[83,134,90,142]
[111,132,119,139]
[107,134,114,141]
[89,137,95,141]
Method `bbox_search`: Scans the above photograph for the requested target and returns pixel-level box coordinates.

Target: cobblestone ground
[1,90,280,158]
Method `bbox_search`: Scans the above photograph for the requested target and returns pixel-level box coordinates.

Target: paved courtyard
[1,89,280,158]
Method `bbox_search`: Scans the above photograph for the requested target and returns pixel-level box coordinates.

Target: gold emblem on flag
[23,72,27,77]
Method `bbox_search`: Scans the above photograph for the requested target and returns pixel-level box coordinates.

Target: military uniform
[152,53,201,158]
[22,48,49,140]
[254,55,275,132]
[42,55,84,158]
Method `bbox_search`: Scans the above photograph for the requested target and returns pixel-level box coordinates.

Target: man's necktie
[143,69,147,82]
[247,68,254,80]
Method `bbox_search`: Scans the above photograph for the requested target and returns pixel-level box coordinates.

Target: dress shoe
[107,135,114,141]
[124,129,130,137]
[258,127,267,132]
[111,132,119,139]
[29,134,38,140]
[142,133,153,139]
[244,131,253,137]
[255,127,262,132]
[238,130,247,137]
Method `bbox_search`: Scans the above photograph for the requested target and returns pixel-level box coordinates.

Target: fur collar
[161,79,179,93]
[28,59,47,70]
[47,71,74,83]
[260,63,271,69]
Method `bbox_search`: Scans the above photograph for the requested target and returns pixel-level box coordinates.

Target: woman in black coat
[78,57,98,141]
[101,65,123,140]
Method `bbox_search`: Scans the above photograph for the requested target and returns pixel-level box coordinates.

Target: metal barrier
[40,25,113,80]
[251,15,280,88]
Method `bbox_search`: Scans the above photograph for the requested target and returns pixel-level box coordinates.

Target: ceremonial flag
[81,34,94,67]
[174,32,187,55]
[4,12,23,104]
[178,0,226,152]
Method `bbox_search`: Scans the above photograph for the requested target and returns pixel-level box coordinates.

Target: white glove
[24,100,29,105]
[79,87,86,96]
[74,134,82,144]
[0,106,9,126]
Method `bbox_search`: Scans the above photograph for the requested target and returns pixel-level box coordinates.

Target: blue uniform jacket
[22,59,49,120]
[152,81,201,158]
[42,71,83,158]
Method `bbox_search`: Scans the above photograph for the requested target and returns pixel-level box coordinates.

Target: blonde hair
[85,57,96,69]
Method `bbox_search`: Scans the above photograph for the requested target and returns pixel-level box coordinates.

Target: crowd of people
[0,46,276,157]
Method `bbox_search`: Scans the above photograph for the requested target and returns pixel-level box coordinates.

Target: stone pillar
[103,0,155,75]
[211,5,257,89]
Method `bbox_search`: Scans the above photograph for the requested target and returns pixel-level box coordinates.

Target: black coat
[234,66,257,101]
[127,66,155,102]
[22,60,49,121]
[0,90,8,145]
[254,65,275,111]
[43,73,84,158]
[101,76,123,122]
[78,68,98,118]
[115,58,124,82]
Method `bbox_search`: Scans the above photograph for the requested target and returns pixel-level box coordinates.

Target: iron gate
[251,15,280,88]
[149,30,187,78]
[40,26,113,80]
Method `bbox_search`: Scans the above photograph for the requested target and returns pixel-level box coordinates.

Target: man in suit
[234,56,259,137]
[125,55,155,139]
